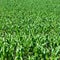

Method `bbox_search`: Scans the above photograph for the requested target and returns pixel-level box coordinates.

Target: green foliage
[0,0,60,60]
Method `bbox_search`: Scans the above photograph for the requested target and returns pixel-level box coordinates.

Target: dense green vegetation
[0,0,60,60]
